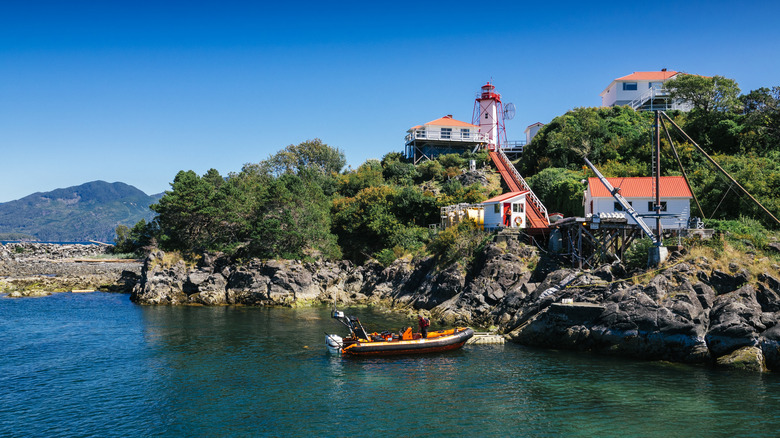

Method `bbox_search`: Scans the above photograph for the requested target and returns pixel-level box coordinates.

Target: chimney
[661,68,667,72]
[446,114,453,118]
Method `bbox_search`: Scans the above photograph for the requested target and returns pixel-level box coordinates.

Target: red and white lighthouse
[472,82,507,151]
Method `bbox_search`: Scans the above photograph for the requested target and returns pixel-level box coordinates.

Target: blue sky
[1,0,778,202]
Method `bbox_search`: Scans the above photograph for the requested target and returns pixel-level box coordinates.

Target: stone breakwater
[0,242,141,296]
[131,242,780,372]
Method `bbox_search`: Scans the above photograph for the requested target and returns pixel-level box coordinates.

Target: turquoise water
[2,293,779,437]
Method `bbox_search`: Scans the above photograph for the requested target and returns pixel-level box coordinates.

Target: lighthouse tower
[472,82,507,151]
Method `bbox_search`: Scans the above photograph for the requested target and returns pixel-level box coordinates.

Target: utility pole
[649,111,668,266]
[654,110,662,244]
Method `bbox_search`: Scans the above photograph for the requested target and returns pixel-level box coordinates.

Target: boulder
[130,252,189,305]
[760,325,780,371]
[706,285,764,356]
[716,346,766,372]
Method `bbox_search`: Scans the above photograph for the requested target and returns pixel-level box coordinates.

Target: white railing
[405,130,490,143]
[495,148,548,222]
[503,140,525,153]
[626,87,692,111]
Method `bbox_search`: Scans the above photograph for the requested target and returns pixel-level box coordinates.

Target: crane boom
[583,157,658,244]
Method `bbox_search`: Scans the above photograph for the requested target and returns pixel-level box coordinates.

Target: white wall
[483,199,527,230]
[601,83,618,107]
[585,195,691,229]
[413,125,474,140]
[603,80,670,107]
[525,124,543,143]
[477,98,499,147]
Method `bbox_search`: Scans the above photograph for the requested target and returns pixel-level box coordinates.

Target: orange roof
[483,191,529,204]
[615,71,679,81]
[587,177,692,198]
[415,115,477,129]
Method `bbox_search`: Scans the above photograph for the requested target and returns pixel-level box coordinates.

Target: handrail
[405,130,490,143]
[503,140,525,152]
[628,87,671,110]
[495,148,548,221]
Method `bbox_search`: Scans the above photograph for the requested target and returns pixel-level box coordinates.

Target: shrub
[427,221,489,268]
[624,238,654,270]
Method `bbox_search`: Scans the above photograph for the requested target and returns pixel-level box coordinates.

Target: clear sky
[1,0,778,202]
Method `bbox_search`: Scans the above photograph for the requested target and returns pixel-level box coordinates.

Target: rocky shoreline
[5,241,780,372]
[0,242,140,297]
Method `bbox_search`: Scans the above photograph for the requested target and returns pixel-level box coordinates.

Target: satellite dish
[504,102,516,120]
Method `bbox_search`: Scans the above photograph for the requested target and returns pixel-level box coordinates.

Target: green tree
[151,169,224,253]
[687,153,780,227]
[437,181,488,206]
[391,187,439,226]
[264,138,346,176]
[527,168,586,217]
[113,224,132,253]
[113,219,158,255]
[416,159,445,182]
[740,86,780,154]
[666,74,741,113]
[520,106,651,174]
[382,160,419,186]
[336,160,385,197]
[247,173,341,260]
[332,185,402,263]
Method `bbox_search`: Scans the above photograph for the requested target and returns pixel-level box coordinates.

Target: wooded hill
[0,181,161,242]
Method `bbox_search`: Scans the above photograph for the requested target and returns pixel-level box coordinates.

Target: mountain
[0,181,162,242]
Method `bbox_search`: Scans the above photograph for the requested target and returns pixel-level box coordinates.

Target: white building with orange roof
[482,191,530,230]
[600,69,693,111]
[404,115,488,163]
[583,176,693,229]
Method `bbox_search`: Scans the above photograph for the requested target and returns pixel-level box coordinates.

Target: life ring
[514,216,522,227]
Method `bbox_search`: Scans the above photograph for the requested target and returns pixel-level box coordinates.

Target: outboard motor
[325,334,343,354]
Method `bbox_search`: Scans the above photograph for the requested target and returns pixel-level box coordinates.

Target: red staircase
[488,149,549,229]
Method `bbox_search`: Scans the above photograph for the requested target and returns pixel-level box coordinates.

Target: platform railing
[405,130,490,143]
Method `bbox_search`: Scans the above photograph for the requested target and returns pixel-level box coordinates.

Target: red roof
[483,191,529,204]
[615,71,679,81]
[412,115,477,130]
[587,177,692,198]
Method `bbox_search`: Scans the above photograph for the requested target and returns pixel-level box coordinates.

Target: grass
[147,251,194,270]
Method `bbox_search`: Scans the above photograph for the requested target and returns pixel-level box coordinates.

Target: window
[441,128,451,139]
[648,201,667,211]
[493,204,500,214]
[512,203,524,213]
[461,129,470,139]
[623,82,638,91]
[649,82,663,89]
[614,201,632,211]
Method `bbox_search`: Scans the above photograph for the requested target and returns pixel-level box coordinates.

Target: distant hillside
[0,181,161,242]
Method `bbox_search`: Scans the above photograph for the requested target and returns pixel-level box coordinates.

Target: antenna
[504,102,516,120]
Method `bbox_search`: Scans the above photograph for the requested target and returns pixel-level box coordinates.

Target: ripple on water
[2,294,780,437]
